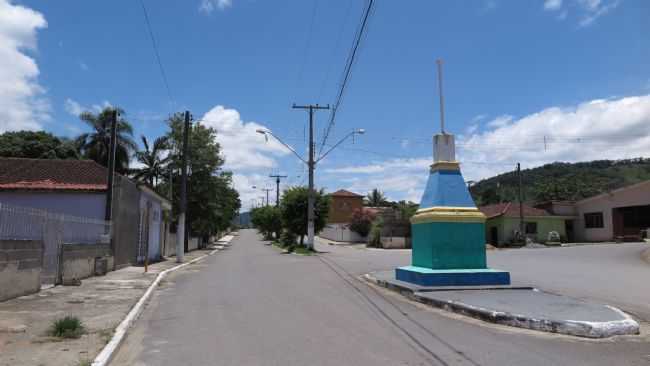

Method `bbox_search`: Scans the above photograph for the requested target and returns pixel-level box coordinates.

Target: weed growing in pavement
[48,316,85,339]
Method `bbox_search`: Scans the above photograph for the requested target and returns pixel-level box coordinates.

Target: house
[320,189,364,242]
[137,184,171,263]
[573,180,650,242]
[479,202,572,246]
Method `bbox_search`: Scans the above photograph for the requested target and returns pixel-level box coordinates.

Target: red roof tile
[479,202,550,219]
[0,158,108,191]
[330,189,363,198]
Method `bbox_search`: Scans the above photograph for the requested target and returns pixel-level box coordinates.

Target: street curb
[363,273,640,339]
[91,235,234,366]
[641,247,650,265]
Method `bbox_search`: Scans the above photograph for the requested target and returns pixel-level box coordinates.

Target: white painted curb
[92,235,234,366]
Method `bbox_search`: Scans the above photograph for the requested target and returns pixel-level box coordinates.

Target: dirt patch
[642,247,650,265]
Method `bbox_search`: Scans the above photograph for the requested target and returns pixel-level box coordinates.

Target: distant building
[327,189,364,223]
[320,189,364,242]
[479,202,571,246]
[573,180,650,242]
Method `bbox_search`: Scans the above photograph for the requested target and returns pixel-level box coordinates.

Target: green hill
[469,158,650,206]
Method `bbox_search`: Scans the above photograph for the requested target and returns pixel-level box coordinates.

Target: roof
[0,158,108,192]
[577,179,650,205]
[330,189,363,198]
[479,202,551,219]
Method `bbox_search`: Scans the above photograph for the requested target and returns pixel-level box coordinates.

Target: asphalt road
[113,230,650,366]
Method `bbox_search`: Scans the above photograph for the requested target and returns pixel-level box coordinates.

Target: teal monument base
[396,133,510,287]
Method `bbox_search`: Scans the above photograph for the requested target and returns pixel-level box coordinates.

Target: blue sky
[1,0,649,209]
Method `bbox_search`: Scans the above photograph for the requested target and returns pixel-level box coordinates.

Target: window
[584,212,604,229]
[525,222,537,234]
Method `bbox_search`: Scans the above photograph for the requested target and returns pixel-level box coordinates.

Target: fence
[0,203,111,285]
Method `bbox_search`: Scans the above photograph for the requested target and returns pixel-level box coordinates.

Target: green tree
[75,107,136,174]
[349,208,374,237]
[131,135,169,186]
[393,200,419,220]
[280,186,330,246]
[250,205,282,240]
[0,131,79,159]
[161,113,239,239]
[365,188,388,207]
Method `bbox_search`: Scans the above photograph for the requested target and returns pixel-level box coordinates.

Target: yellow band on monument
[430,161,460,172]
[411,206,486,224]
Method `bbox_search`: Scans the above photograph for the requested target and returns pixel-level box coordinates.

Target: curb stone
[91,235,234,366]
[363,273,640,339]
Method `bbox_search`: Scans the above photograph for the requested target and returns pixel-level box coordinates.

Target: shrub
[250,206,282,240]
[49,316,84,339]
[280,230,298,247]
[349,208,374,238]
[367,217,384,248]
[280,186,330,245]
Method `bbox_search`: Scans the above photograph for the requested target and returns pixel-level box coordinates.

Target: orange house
[328,189,364,224]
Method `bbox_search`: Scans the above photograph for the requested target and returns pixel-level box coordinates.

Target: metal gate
[41,214,63,285]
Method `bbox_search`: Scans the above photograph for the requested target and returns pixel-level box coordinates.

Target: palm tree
[132,135,169,186]
[75,107,136,174]
[365,188,388,207]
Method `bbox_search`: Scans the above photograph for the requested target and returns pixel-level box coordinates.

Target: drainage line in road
[317,254,482,366]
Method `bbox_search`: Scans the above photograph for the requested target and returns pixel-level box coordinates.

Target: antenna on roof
[436,59,445,134]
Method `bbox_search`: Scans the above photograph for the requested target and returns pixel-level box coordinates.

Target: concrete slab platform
[372,270,532,293]
[396,265,511,286]
[365,271,640,338]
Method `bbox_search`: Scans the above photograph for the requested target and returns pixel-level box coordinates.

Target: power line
[318,0,375,157]
[139,0,175,110]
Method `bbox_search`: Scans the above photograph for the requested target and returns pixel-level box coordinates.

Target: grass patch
[76,359,92,366]
[48,316,85,339]
[292,245,315,256]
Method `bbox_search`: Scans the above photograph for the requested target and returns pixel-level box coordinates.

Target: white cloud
[544,0,563,11]
[64,98,83,116]
[64,98,113,116]
[199,105,290,211]
[486,114,513,128]
[0,0,48,133]
[578,0,620,27]
[326,94,650,203]
[199,0,232,14]
[541,0,620,26]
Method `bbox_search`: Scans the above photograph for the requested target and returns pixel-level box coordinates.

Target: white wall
[320,223,366,243]
[575,182,650,242]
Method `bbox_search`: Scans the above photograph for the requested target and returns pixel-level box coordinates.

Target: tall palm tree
[132,135,169,186]
[75,107,136,174]
[365,188,388,207]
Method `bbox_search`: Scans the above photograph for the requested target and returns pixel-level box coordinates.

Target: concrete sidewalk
[366,270,640,338]
[0,240,230,366]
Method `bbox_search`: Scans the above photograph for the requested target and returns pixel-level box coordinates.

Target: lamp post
[256,128,365,249]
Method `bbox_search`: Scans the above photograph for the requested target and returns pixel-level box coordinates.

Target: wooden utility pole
[261,188,273,206]
[269,174,287,207]
[177,111,191,263]
[105,109,118,223]
[517,162,524,242]
[292,104,330,249]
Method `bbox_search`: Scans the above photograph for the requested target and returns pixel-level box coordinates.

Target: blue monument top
[419,168,476,208]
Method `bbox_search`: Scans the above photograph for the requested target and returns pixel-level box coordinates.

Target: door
[490,226,498,246]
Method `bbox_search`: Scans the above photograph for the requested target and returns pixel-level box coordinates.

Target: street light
[256,127,365,249]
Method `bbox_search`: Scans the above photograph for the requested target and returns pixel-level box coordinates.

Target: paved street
[113,230,650,366]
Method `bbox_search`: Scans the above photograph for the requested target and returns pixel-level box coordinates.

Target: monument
[395,60,510,286]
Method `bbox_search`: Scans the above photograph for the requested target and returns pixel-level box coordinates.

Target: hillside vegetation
[469,158,650,206]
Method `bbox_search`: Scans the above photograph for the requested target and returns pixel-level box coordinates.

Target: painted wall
[0,191,105,219]
[575,182,650,242]
[138,190,163,262]
[320,223,366,243]
[112,176,140,268]
[486,216,567,245]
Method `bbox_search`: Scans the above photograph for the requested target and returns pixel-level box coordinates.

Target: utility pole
[292,103,330,250]
[177,111,190,263]
[517,162,524,243]
[105,109,118,224]
[269,174,287,207]
[262,188,273,206]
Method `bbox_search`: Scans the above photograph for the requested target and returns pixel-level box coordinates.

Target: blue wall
[0,191,106,219]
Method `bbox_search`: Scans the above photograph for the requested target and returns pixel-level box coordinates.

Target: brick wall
[0,240,43,302]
